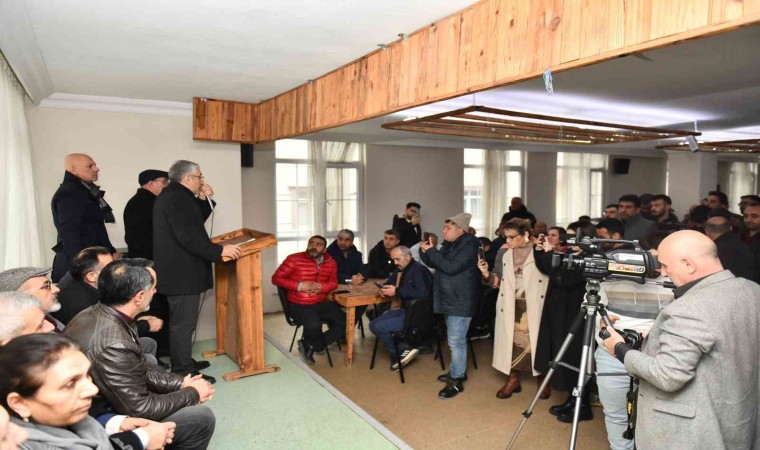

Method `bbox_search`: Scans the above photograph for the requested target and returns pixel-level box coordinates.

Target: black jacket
[714,232,757,282]
[124,188,158,259]
[392,215,422,248]
[362,240,395,280]
[65,303,199,421]
[326,240,364,282]
[420,233,480,317]
[382,259,434,308]
[501,206,537,227]
[746,232,760,283]
[153,183,222,295]
[51,171,115,281]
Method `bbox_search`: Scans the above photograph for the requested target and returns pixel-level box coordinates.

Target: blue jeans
[595,346,634,450]
[368,309,407,358]
[446,315,471,379]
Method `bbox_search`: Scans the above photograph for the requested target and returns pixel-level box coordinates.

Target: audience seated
[617,194,656,241]
[355,229,400,283]
[0,334,176,450]
[64,259,216,449]
[325,229,363,284]
[392,202,423,248]
[500,197,537,227]
[368,246,433,371]
[0,267,64,333]
[272,235,344,365]
[705,212,757,281]
[53,246,113,324]
[0,291,54,344]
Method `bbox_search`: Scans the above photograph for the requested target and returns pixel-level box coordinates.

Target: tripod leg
[506,307,586,450]
[568,307,598,450]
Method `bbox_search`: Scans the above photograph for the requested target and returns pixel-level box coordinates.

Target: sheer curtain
[307,141,362,236]
[482,149,511,236]
[555,152,605,227]
[0,53,42,269]
[729,161,758,211]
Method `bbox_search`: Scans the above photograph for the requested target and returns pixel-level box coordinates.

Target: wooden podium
[202,228,280,381]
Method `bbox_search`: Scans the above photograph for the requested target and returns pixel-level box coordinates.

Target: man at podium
[272,235,345,365]
[153,160,241,383]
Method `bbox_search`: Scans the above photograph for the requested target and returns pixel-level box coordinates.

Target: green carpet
[191,339,399,450]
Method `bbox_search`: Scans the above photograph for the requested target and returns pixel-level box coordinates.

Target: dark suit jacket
[714,231,757,281]
[153,183,222,295]
[326,240,363,282]
[392,215,422,248]
[623,214,656,242]
[51,171,115,281]
[362,240,395,279]
[383,259,434,307]
[123,188,157,259]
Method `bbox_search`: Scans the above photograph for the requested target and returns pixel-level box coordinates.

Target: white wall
[27,105,243,339]
[606,155,667,207]
[666,151,718,218]
[524,152,557,225]
[365,144,463,245]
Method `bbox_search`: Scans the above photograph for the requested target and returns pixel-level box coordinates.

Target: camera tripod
[507,279,618,450]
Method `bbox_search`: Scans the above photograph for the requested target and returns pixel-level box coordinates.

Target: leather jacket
[65,303,200,421]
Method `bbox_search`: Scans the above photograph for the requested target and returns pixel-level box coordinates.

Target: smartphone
[374,282,384,288]
[478,247,486,261]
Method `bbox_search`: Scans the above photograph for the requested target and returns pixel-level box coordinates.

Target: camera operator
[601,230,760,450]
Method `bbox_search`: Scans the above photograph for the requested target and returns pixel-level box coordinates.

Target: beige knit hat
[446,212,472,230]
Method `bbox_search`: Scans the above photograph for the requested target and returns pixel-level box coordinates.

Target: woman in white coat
[479,218,549,399]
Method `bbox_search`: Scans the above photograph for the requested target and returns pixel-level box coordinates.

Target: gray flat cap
[0,267,52,291]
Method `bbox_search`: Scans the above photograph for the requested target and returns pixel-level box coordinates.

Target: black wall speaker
[241,143,254,167]
[612,158,630,175]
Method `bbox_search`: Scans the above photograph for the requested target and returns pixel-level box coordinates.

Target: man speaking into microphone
[153,160,241,383]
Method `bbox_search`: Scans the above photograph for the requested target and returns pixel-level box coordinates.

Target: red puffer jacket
[272,251,338,305]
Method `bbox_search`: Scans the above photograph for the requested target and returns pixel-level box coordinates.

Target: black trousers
[288,301,346,351]
[167,293,201,375]
[164,404,215,450]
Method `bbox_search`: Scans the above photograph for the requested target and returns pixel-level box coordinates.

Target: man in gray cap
[0,267,63,332]
[124,169,170,260]
[420,212,481,399]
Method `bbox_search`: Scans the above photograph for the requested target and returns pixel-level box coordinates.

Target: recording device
[551,235,660,284]
[478,247,486,261]
[598,327,644,350]
[374,282,384,288]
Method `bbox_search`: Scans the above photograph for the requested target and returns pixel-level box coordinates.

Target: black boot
[558,389,593,423]
[549,394,575,416]
[298,339,316,365]
[438,377,465,399]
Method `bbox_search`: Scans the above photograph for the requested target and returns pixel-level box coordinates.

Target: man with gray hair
[0,267,63,332]
[0,291,54,344]
[369,246,433,370]
[153,160,241,383]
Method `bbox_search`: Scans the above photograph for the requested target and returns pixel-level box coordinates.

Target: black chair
[433,315,479,372]
[277,286,333,367]
[369,297,436,383]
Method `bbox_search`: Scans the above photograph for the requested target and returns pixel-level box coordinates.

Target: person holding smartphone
[392,202,423,248]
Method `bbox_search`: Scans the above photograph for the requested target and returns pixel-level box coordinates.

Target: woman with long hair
[479,218,549,399]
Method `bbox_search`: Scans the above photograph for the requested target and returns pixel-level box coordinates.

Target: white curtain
[729,161,758,211]
[482,149,511,236]
[0,53,42,269]
[307,141,362,236]
[555,152,605,227]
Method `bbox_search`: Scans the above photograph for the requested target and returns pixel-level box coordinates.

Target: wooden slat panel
[624,0,653,46]
[498,0,531,78]
[192,98,254,143]
[559,0,582,62]
[456,7,475,91]
[650,0,711,40]
[710,0,744,23]
[386,43,403,109]
[527,0,565,72]
[579,0,625,59]
[432,15,461,97]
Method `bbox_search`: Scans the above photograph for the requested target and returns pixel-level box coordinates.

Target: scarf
[81,181,116,223]
[12,415,113,450]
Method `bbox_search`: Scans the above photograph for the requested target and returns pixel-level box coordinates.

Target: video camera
[551,235,660,284]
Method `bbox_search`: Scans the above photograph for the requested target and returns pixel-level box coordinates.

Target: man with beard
[325,229,363,284]
[0,267,63,332]
[272,236,344,365]
[650,194,681,230]
[392,202,423,248]
[353,229,400,284]
[51,153,121,282]
[618,194,656,241]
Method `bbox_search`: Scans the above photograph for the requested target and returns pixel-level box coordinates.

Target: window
[555,152,606,227]
[463,148,523,234]
[728,161,758,212]
[275,140,364,262]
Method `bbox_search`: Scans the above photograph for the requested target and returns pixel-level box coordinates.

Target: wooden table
[328,280,391,366]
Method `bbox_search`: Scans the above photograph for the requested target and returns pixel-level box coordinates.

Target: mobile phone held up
[374,282,384,289]
[478,246,486,261]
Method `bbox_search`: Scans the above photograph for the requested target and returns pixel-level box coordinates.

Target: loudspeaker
[241,143,254,167]
[612,158,630,175]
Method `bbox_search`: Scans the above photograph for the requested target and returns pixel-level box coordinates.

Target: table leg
[345,306,355,366]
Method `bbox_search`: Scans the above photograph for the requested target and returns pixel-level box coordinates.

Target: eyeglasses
[154,178,170,186]
[188,174,205,180]
[505,234,520,240]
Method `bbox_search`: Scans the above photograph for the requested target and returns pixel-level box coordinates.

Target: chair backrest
[403,297,434,339]
[276,286,298,327]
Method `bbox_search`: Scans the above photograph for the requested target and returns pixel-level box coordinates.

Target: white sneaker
[391,348,419,371]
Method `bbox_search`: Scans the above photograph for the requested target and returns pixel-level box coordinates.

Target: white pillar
[666,151,718,219]
[525,151,557,226]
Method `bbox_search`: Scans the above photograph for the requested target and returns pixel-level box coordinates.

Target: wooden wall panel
[192,0,760,144]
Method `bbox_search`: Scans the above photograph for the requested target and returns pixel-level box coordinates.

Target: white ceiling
[2,0,473,103]
[1,1,758,157]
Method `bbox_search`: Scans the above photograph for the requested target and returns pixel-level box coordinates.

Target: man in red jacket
[272,235,345,364]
